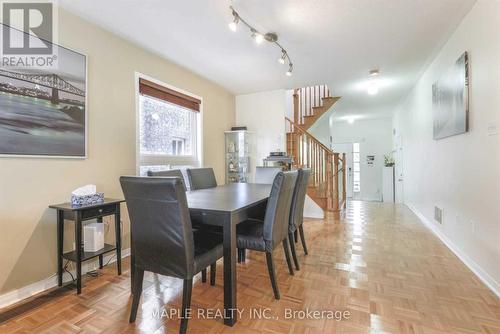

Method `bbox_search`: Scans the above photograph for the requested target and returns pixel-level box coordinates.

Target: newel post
[293,89,299,125]
[332,153,340,215]
[342,153,347,208]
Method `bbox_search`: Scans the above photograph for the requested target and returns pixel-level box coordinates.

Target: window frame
[135,72,203,175]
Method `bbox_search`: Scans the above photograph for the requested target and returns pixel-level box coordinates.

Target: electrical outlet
[434,206,443,224]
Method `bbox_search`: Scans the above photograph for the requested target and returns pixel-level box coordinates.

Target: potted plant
[384,154,395,167]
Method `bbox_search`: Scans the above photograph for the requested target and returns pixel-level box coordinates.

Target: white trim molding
[407,203,500,297]
[0,248,130,309]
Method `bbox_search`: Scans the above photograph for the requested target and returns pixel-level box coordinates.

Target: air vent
[434,206,443,224]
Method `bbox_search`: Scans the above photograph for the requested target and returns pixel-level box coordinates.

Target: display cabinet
[224,130,252,183]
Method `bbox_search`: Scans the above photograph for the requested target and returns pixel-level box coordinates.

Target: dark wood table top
[49,198,124,211]
[186,183,271,213]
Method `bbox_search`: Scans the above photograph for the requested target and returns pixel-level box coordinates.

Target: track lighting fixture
[228,6,294,77]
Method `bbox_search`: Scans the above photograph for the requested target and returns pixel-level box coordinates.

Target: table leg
[97,217,104,269]
[75,211,82,294]
[115,205,122,275]
[223,214,237,326]
[57,210,64,286]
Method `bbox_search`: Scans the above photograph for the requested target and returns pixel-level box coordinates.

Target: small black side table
[49,198,125,294]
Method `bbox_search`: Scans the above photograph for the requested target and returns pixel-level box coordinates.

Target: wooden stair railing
[285,117,346,216]
[294,85,341,130]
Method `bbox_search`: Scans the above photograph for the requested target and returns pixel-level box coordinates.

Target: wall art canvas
[432,51,469,140]
[0,24,87,157]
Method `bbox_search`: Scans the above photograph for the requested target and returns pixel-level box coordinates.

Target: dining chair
[187,167,217,190]
[254,166,282,184]
[147,169,187,191]
[236,171,297,300]
[288,168,311,270]
[147,169,213,282]
[120,176,223,333]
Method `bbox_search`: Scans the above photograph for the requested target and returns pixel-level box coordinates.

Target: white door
[394,134,404,203]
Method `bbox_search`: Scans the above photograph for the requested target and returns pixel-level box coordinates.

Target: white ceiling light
[366,69,380,95]
[286,63,293,76]
[347,117,355,124]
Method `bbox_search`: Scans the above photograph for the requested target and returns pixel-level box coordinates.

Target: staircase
[285,85,346,216]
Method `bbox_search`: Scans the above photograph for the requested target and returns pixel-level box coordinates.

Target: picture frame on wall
[432,51,469,140]
[0,24,88,158]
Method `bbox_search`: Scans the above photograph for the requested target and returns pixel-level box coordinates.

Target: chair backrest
[289,169,311,233]
[147,169,187,191]
[262,171,298,251]
[187,167,217,190]
[254,167,282,184]
[120,176,195,279]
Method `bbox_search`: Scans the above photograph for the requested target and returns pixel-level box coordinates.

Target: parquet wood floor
[1,201,499,333]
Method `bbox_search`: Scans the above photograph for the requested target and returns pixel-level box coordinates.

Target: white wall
[392,0,500,294]
[329,118,393,201]
[235,90,287,176]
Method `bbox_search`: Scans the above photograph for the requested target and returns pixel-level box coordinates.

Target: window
[353,142,361,193]
[137,77,201,174]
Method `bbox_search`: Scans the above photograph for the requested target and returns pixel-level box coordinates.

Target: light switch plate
[487,122,498,136]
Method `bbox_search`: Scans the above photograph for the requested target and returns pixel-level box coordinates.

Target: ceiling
[59,0,476,121]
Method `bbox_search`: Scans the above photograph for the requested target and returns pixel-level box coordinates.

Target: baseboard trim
[0,248,130,309]
[406,203,500,297]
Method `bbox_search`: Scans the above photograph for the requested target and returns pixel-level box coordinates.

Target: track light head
[228,11,239,31]
[251,30,264,44]
[286,63,293,76]
[278,50,286,64]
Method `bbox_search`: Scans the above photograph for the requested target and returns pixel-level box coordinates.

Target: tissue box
[83,221,105,252]
[71,192,104,207]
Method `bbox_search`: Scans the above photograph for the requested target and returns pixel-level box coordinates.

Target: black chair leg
[210,263,216,286]
[180,279,193,334]
[237,248,242,263]
[265,252,280,300]
[129,266,144,323]
[201,269,207,283]
[288,232,300,270]
[294,230,298,243]
[299,225,308,255]
[241,248,246,262]
[282,238,294,276]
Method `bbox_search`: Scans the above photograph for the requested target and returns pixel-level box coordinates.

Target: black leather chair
[120,176,223,333]
[147,169,187,191]
[186,167,217,190]
[147,169,213,283]
[288,169,311,270]
[236,171,297,299]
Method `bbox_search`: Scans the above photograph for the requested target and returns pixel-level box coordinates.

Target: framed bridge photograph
[0,24,87,158]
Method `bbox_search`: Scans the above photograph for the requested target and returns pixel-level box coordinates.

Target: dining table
[186,182,271,326]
